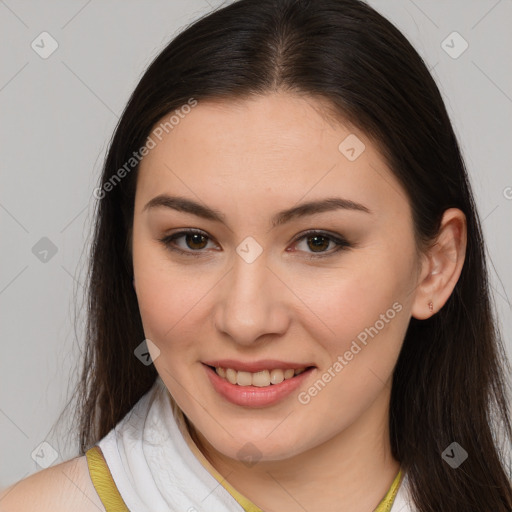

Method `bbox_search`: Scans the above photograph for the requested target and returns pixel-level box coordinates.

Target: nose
[213,250,290,346]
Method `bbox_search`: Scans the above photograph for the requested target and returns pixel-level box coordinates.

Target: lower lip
[203,364,315,407]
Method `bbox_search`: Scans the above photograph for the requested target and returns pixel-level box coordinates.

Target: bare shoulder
[0,455,106,512]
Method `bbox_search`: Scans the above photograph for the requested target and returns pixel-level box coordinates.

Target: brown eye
[305,234,331,252]
[183,232,208,250]
[158,229,351,259]
[158,229,216,257]
[290,230,351,258]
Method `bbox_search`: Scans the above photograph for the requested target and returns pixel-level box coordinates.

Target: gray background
[1,0,511,488]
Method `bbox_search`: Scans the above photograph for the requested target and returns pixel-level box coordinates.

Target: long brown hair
[64,0,512,509]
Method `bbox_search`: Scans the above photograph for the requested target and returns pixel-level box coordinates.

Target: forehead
[135,93,409,220]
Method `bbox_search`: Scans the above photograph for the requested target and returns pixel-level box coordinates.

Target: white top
[97,375,414,511]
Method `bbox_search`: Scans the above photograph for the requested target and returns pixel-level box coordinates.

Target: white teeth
[236,371,253,386]
[214,366,308,387]
[226,368,237,385]
[252,370,270,387]
[284,368,295,379]
[269,369,284,385]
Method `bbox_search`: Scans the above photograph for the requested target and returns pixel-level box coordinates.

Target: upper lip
[202,359,315,373]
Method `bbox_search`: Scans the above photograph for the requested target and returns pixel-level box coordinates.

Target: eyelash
[157,229,351,259]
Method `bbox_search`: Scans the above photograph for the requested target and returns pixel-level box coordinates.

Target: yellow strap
[205,464,402,512]
[181,425,263,511]
[375,468,403,512]
[181,416,402,512]
[85,445,130,512]
[86,437,402,512]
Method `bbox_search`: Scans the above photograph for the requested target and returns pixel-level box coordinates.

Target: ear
[411,208,467,320]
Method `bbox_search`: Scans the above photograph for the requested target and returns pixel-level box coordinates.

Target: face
[132,92,422,462]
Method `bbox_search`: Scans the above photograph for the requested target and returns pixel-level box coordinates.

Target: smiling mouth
[205,364,315,387]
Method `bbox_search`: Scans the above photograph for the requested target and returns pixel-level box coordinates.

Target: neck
[187,383,401,512]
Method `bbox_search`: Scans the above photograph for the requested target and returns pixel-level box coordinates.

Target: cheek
[303,264,407,338]
[298,245,415,368]
[133,240,218,355]
[136,274,199,344]
[295,262,412,428]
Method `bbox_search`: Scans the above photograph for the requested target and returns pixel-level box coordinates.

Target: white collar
[390,471,414,511]
[98,375,413,511]
[98,375,245,511]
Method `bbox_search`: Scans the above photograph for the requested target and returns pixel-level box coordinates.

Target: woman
[2,0,511,510]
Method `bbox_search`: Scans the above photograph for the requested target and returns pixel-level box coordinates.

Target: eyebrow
[143,194,372,228]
